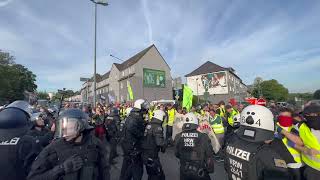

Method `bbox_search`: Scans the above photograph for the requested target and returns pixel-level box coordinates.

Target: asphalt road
[109,144,228,180]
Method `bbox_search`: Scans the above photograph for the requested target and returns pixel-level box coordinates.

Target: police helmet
[153,110,166,122]
[55,108,93,139]
[6,100,33,118]
[237,105,274,142]
[134,99,150,111]
[196,105,202,112]
[0,107,30,129]
[184,113,199,125]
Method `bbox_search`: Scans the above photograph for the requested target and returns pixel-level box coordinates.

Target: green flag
[183,85,193,111]
[127,81,134,100]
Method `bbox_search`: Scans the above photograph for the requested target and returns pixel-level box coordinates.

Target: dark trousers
[109,138,118,162]
[166,126,173,144]
[180,171,211,180]
[143,156,165,180]
[179,162,211,180]
[119,156,143,180]
[303,166,320,180]
[288,168,302,180]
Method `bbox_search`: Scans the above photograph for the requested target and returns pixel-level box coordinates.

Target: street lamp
[89,0,108,108]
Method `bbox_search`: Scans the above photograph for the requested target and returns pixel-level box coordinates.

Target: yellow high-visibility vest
[276,123,302,168]
[299,123,320,171]
[227,108,239,127]
[167,109,176,126]
[148,110,154,121]
[218,107,225,118]
[209,114,224,134]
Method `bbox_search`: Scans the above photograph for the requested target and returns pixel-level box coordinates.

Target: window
[120,82,123,89]
[122,71,125,77]
[120,96,123,102]
[129,68,131,74]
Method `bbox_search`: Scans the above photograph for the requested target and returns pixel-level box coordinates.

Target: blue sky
[1,0,319,93]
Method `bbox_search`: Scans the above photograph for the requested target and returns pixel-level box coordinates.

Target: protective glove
[63,155,84,174]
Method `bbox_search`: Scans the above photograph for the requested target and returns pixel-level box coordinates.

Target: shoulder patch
[274,158,287,168]
[146,124,152,129]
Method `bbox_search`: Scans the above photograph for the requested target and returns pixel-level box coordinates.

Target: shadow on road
[108,143,228,180]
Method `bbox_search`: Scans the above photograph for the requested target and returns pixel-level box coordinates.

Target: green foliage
[252,79,289,101]
[51,89,78,101]
[37,91,49,100]
[287,93,313,105]
[314,89,320,99]
[0,50,37,104]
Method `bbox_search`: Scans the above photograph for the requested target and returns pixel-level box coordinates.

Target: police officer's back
[0,101,33,180]
[105,107,120,164]
[174,113,215,180]
[224,105,292,180]
[27,108,110,180]
[142,110,166,180]
[120,99,149,180]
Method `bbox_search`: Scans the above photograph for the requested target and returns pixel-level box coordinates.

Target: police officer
[142,110,166,180]
[119,107,133,139]
[0,100,33,180]
[224,105,292,180]
[174,113,215,180]
[120,99,149,180]
[27,108,110,180]
[18,112,55,174]
[105,107,120,164]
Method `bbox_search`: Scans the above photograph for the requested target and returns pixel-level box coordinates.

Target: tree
[314,89,320,99]
[252,79,289,101]
[51,89,77,101]
[37,91,49,100]
[250,77,263,96]
[0,50,37,104]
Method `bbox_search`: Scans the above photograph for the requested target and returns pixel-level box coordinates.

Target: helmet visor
[55,118,81,138]
[142,101,150,110]
[7,101,33,117]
